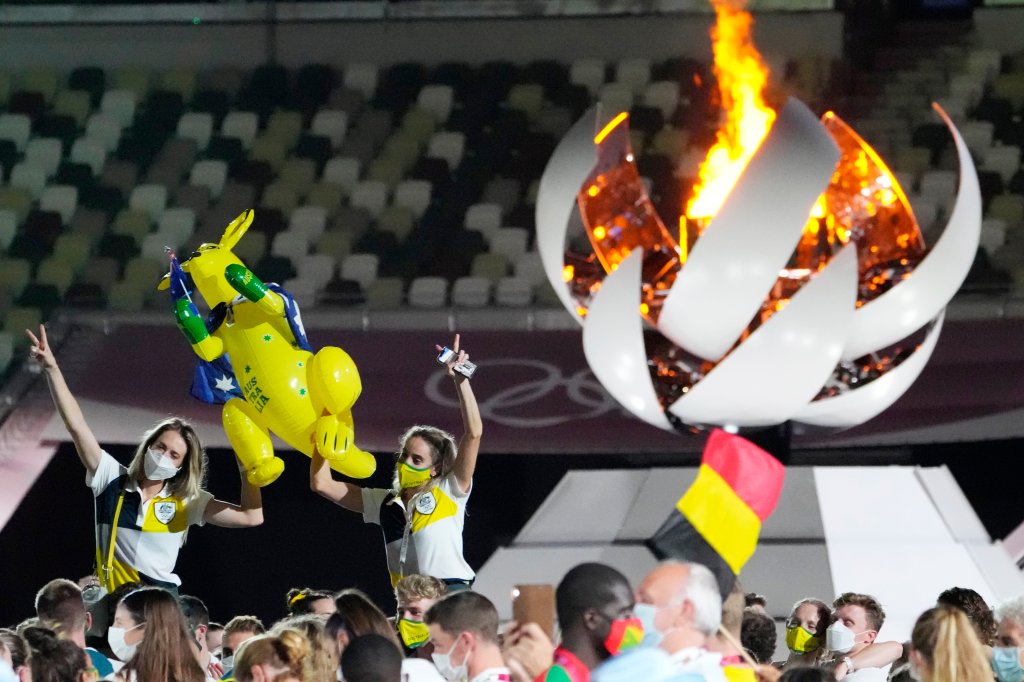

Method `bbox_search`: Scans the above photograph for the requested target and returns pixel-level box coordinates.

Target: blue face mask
[633,603,664,648]
[993,647,1024,682]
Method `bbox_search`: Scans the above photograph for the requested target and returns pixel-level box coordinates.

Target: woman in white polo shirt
[310,334,482,590]
[27,324,264,594]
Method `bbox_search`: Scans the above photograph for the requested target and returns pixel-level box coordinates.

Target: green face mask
[786,625,820,653]
[398,462,432,489]
[398,618,431,648]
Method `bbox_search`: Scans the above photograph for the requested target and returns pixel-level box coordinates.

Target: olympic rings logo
[424,359,624,428]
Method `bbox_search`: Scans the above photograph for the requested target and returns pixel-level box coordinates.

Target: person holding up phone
[310,333,482,590]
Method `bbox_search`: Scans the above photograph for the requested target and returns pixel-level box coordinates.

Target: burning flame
[686,0,776,223]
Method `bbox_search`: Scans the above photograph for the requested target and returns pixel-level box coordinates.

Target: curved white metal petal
[841,104,981,360]
[658,97,841,361]
[535,106,600,325]
[669,246,858,427]
[582,248,673,431]
[796,312,945,427]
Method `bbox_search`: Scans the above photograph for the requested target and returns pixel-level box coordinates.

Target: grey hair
[660,560,722,637]
[995,595,1024,629]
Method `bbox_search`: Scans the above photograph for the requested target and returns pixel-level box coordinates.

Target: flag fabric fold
[646,429,785,596]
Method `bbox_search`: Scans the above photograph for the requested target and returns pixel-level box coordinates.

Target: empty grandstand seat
[306,183,344,217]
[506,84,545,120]
[39,185,78,225]
[289,206,328,243]
[297,253,336,289]
[262,183,299,217]
[489,227,530,261]
[470,252,509,282]
[10,163,47,199]
[0,210,15,250]
[408,276,447,308]
[70,138,107,177]
[323,156,362,192]
[349,180,389,216]
[85,113,122,153]
[176,112,214,151]
[495,276,533,307]
[982,145,1022,184]
[344,63,379,100]
[0,186,34,224]
[393,179,432,219]
[129,184,168,222]
[157,208,196,243]
[190,160,229,200]
[278,157,318,195]
[340,253,379,290]
[417,84,454,124]
[366,277,403,309]
[451,276,491,308]
[270,230,311,263]
[311,110,348,149]
[54,89,92,128]
[464,203,503,239]
[427,131,465,170]
[25,138,63,178]
[569,58,606,96]
[221,111,259,149]
[980,218,1007,257]
[100,89,136,128]
[375,205,415,241]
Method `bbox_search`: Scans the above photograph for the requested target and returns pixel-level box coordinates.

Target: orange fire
[686,0,776,223]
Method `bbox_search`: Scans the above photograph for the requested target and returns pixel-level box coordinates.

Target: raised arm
[309,449,364,513]
[204,455,265,528]
[26,325,103,475]
[437,334,483,493]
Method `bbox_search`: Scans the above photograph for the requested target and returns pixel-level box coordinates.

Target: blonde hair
[272,616,338,681]
[234,629,310,682]
[392,425,457,493]
[911,606,992,682]
[395,574,448,605]
[127,417,207,501]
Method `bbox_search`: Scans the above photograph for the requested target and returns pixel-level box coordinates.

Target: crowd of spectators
[4,562,1024,682]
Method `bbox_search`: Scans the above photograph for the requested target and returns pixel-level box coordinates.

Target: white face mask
[826,621,867,653]
[144,447,181,481]
[431,637,470,682]
[108,622,144,661]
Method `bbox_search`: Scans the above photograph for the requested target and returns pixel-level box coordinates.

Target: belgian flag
[646,429,784,596]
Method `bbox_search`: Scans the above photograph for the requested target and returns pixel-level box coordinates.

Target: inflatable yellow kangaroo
[159,209,376,487]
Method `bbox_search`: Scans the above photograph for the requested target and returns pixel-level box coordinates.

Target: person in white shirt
[27,324,264,594]
[310,334,482,589]
[826,593,897,681]
[426,592,510,682]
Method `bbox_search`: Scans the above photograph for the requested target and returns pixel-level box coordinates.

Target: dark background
[1,437,1019,628]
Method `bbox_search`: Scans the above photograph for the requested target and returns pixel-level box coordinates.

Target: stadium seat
[10,163,47,200]
[408,276,447,308]
[495,276,533,307]
[176,112,214,151]
[343,64,379,100]
[25,138,63,178]
[129,184,168,222]
[70,138,107,176]
[394,180,432,219]
[311,110,349,149]
[427,132,465,170]
[221,111,260,149]
[39,185,78,224]
[53,90,92,127]
[100,89,137,128]
[190,160,229,200]
[289,206,328,244]
[85,113,122,152]
[340,253,379,290]
[350,181,389,217]
[451,276,491,308]
[417,84,454,123]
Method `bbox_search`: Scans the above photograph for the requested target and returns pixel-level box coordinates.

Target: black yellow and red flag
[646,429,784,596]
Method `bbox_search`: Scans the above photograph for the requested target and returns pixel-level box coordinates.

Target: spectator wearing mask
[741,610,777,664]
[341,634,404,682]
[310,334,482,591]
[995,595,1024,648]
[22,626,93,682]
[827,593,900,681]
[634,560,727,681]
[207,623,225,658]
[783,599,831,667]
[285,588,337,618]
[107,587,211,682]
[220,616,267,680]
[536,562,641,681]
[908,606,992,682]
[181,595,221,678]
[233,629,310,682]
[395,575,448,657]
[425,591,509,682]
[0,629,31,682]
[34,578,114,678]
[27,325,264,595]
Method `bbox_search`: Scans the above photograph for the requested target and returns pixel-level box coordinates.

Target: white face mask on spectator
[144,447,180,481]
[826,621,866,653]
[431,637,470,682]
[108,622,144,661]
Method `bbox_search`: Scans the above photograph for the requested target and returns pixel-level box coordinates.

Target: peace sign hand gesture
[25,324,57,371]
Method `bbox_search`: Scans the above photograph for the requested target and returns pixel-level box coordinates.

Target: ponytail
[911,606,992,682]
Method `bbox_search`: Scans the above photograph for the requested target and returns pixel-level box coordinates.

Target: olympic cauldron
[534,99,982,432]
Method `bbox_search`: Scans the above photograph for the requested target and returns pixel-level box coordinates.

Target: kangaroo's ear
[157,272,171,291]
[219,209,254,251]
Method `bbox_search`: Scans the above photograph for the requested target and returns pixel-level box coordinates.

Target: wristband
[842,656,854,673]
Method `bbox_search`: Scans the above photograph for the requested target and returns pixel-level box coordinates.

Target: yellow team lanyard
[100,489,127,591]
